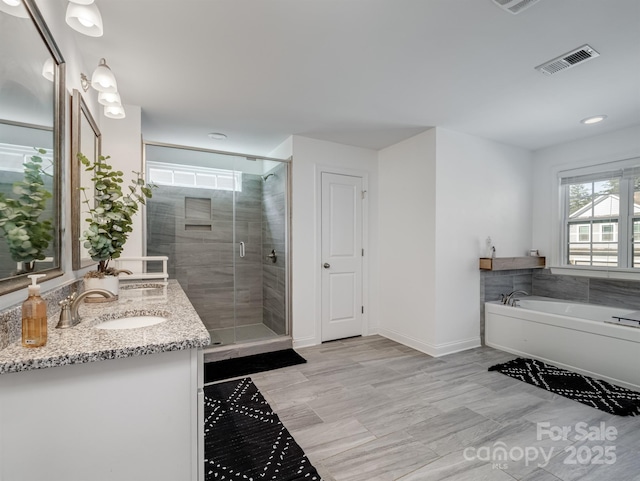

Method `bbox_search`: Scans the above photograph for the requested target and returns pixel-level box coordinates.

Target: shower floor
[208,323,279,346]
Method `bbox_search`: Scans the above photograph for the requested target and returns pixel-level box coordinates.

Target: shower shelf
[479,256,545,271]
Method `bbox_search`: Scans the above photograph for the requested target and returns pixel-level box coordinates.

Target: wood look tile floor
[250,335,640,481]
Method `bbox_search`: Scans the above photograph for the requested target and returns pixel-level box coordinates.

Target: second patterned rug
[203,377,322,481]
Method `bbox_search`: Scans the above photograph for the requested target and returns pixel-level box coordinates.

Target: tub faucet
[56,289,116,329]
[503,290,529,306]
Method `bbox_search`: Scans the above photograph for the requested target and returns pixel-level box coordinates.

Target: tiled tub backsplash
[480,269,534,343]
[0,282,78,350]
[480,268,640,343]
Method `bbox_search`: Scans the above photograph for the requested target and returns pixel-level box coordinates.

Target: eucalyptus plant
[79,153,155,276]
[0,149,53,272]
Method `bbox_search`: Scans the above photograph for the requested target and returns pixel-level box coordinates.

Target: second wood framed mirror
[70,89,101,270]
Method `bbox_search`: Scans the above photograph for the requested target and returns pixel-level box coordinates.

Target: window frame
[146,161,242,192]
[557,158,640,273]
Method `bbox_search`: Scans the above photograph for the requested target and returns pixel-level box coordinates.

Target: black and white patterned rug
[204,377,322,481]
[489,357,640,416]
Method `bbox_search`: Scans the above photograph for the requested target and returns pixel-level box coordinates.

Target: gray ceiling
[69,0,640,155]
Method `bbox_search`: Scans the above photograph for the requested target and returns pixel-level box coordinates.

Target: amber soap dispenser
[22,274,47,348]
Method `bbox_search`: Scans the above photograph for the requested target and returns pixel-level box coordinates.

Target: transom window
[0,143,53,174]
[560,160,640,269]
[146,161,242,192]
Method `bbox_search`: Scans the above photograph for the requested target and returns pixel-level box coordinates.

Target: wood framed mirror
[70,89,101,270]
[0,0,65,295]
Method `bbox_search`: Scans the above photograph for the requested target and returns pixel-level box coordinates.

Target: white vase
[84,275,119,302]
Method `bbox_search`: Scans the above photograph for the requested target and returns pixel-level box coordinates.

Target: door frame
[315,164,370,345]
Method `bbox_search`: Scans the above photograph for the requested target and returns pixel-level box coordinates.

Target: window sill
[549,266,640,281]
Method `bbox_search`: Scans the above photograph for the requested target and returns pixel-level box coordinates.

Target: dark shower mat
[204,348,306,383]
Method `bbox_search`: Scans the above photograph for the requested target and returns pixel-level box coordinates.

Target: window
[578,225,590,242]
[560,160,640,269]
[634,222,640,267]
[601,224,614,242]
[146,161,242,192]
[0,143,53,174]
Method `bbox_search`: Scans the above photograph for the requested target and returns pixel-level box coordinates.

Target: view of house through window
[562,161,640,269]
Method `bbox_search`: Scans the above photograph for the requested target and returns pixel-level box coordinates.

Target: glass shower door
[145,144,289,346]
[232,158,288,342]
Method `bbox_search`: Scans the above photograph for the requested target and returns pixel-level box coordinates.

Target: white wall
[378,128,533,356]
[532,125,640,265]
[434,128,533,349]
[290,136,379,347]
[268,136,293,160]
[99,105,144,266]
[378,129,437,350]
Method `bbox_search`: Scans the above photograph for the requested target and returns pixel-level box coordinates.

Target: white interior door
[321,172,363,342]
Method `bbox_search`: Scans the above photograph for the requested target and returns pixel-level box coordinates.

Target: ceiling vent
[535,45,600,75]
[492,0,541,14]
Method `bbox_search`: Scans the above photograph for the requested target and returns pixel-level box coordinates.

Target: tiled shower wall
[146,174,264,331]
[261,163,286,335]
[480,268,640,343]
[147,166,287,336]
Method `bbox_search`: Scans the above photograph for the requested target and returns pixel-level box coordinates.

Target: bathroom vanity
[0,281,210,481]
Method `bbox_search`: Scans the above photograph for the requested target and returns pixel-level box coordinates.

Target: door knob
[323,263,330,269]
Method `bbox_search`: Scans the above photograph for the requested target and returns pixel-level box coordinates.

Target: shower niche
[145,143,289,346]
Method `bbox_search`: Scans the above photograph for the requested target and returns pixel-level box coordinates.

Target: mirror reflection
[0,124,54,278]
[0,3,62,291]
[71,90,100,270]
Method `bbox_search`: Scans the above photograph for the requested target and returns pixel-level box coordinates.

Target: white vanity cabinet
[0,281,209,481]
[0,348,204,481]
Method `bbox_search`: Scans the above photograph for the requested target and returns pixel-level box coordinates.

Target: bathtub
[485,297,640,391]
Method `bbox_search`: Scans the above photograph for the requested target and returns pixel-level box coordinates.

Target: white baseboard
[292,336,318,349]
[378,328,480,357]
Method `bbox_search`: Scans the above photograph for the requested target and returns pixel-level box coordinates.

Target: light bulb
[0,0,29,17]
[42,58,54,81]
[91,58,117,93]
[77,16,94,27]
[104,104,126,119]
[98,91,121,107]
[65,1,103,37]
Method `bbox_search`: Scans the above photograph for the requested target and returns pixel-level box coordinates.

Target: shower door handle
[239,242,245,258]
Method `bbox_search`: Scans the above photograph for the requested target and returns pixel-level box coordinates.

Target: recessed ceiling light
[208,132,227,140]
[580,115,607,125]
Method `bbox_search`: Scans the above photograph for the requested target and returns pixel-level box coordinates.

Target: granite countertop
[0,280,210,375]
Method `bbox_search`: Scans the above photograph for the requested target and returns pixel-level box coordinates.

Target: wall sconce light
[90,58,117,92]
[42,58,54,82]
[65,0,103,37]
[0,0,30,18]
[80,58,126,119]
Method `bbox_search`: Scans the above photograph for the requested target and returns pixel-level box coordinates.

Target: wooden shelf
[479,256,545,271]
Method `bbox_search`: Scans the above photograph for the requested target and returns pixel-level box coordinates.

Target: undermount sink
[95,315,168,330]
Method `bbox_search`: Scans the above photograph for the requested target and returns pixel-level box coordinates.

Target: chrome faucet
[56,289,116,329]
[503,290,529,306]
